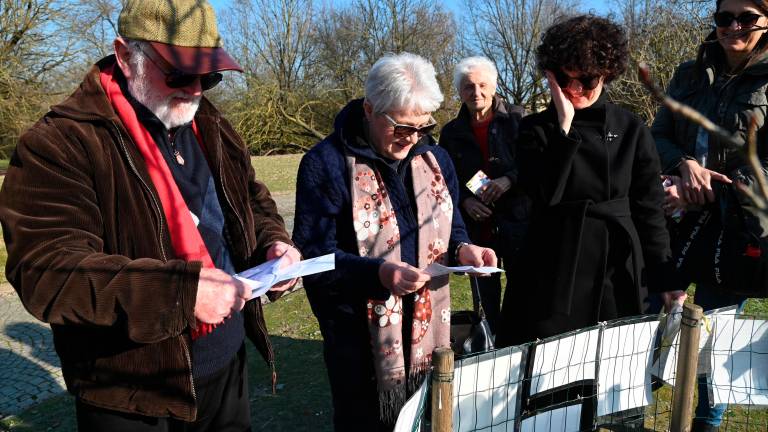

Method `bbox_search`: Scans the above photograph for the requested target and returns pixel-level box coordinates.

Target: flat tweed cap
[118,0,242,74]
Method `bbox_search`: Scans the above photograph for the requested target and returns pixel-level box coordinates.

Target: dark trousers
[76,346,250,432]
[318,312,393,432]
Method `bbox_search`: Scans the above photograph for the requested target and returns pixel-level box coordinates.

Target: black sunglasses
[137,45,223,91]
[380,113,438,138]
[714,11,764,28]
[552,69,601,90]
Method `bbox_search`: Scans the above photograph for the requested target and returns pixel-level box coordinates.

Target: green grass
[251,154,303,193]
[0,160,8,171]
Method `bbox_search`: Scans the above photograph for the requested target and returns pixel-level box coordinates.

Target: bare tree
[0,0,88,157]
[221,0,459,154]
[462,0,580,112]
[610,0,710,122]
[312,0,459,128]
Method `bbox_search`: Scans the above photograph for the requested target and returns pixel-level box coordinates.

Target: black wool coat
[497,92,674,347]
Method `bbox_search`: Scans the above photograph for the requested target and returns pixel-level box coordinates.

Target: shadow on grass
[248,335,333,431]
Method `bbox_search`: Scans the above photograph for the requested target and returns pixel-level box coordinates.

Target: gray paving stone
[0,289,67,416]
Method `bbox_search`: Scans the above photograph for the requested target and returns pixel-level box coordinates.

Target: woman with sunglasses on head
[292,52,496,431]
[652,1,768,430]
[496,15,684,349]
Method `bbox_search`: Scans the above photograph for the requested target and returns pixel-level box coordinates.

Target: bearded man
[0,0,299,430]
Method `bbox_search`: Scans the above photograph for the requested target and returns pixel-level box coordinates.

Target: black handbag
[450,277,495,355]
[671,184,768,297]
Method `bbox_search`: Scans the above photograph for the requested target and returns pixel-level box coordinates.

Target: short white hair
[453,56,498,93]
[364,52,444,114]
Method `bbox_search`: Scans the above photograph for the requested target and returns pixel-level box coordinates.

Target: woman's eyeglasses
[136,45,223,91]
[552,69,601,91]
[714,11,764,28]
[380,113,438,138]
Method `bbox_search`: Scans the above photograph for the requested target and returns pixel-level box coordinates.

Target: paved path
[0,283,66,418]
[0,192,297,419]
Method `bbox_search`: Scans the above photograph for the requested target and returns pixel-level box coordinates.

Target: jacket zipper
[111,121,197,406]
[215,122,252,255]
[214,125,276,385]
[111,122,168,262]
[179,334,197,405]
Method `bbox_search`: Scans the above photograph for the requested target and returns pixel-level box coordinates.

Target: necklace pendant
[174,150,185,165]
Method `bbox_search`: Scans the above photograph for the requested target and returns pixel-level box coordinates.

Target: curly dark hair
[537,15,629,83]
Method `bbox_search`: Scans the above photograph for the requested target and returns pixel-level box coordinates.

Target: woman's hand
[267,241,302,292]
[678,159,732,205]
[661,290,688,313]
[545,70,574,134]
[462,197,493,221]
[479,176,511,205]
[457,244,498,268]
[661,175,687,216]
[379,261,432,296]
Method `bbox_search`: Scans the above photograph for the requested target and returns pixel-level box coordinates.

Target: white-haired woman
[293,52,496,431]
[440,56,529,333]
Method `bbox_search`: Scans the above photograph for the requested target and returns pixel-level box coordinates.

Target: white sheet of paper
[235,253,335,297]
[597,321,658,417]
[394,375,429,432]
[454,347,524,432]
[530,329,599,396]
[425,263,503,277]
[710,315,768,405]
[520,404,582,432]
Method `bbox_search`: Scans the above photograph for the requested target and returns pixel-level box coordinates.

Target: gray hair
[122,38,150,71]
[364,52,444,114]
[453,56,498,93]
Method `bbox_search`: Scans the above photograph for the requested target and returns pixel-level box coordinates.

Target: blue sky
[209,0,616,17]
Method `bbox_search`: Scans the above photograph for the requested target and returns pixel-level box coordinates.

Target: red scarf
[100,64,215,339]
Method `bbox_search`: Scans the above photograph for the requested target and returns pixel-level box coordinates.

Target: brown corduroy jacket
[0,56,291,421]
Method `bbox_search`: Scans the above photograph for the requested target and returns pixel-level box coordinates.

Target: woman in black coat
[496,15,686,347]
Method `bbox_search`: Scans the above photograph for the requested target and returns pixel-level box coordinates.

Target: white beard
[126,54,201,129]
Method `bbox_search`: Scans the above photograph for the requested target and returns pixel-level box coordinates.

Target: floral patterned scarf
[347,150,453,423]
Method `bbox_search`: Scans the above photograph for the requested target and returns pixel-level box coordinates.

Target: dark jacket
[292,99,471,429]
[439,96,530,242]
[293,98,470,318]
[0,56,291,421]
[498,92,673,346]
[652,56,768,236]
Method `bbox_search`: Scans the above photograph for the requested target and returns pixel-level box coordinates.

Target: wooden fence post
[671,303,704,432]
[431,347,454,432]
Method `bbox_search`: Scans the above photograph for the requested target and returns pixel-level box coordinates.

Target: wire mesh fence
[395,307,768,431]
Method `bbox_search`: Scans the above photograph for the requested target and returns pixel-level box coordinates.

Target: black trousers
[76,346,250,432]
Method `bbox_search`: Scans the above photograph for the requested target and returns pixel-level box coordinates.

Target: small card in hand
[466,170,490,196]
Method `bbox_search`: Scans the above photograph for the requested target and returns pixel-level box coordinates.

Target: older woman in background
[652,0,768,429]
[292,52,496,431]
[440,56,528,333]
[496,15,685,348]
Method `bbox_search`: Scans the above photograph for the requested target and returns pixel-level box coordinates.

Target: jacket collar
[456,94,509,124]
[701,47,768,85]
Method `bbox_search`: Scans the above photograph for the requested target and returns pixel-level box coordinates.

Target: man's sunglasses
[552,69,601,91]
[137,45,223,91]
[714,11,764,28]
[380,113,438,138]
